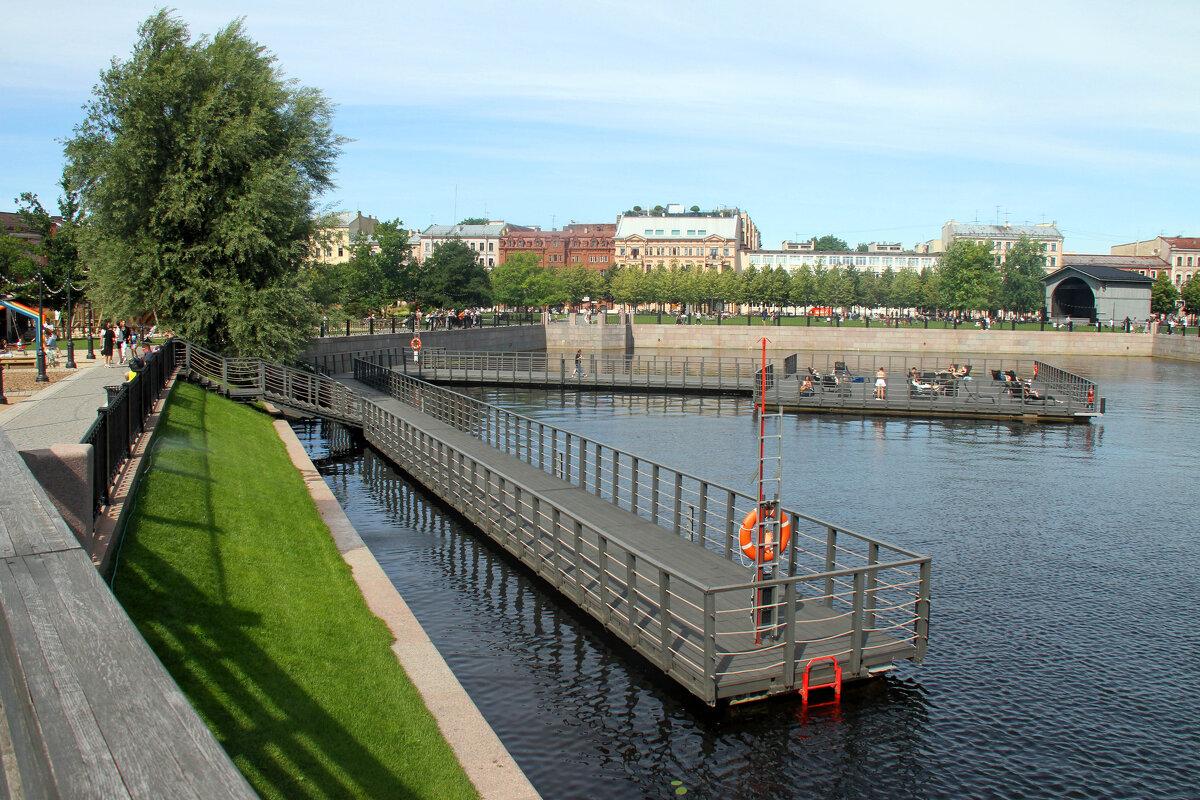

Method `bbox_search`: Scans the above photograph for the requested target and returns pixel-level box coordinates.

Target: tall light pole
[35,267,47,382]
[65,271,77,369]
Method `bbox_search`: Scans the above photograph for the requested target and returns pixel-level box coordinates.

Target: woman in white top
[874,368,887,399]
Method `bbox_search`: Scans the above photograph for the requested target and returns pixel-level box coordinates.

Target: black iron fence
[80,339,177,518]
[317,311,540,338]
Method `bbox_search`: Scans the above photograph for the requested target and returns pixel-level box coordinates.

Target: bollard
[924,318,928,329]
[1041,321,1045,331]
[0,362,6,404]
[1011,320,1016,331]
[865,316,869,328]
[369,317,375,335]
[345,319,351,336]
[1068,320,1073,332]
[806,315,811,327]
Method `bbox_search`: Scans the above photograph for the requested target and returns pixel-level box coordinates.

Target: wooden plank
[2,555,125,798]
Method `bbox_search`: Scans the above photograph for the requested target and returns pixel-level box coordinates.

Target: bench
[0,356,39,369]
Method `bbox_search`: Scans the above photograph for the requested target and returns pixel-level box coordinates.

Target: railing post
[725,491,736,559]
[598,536,610,625]
[783,580,797,688]
[650,464,661,525]
[659,569,671,670]
[625,551,638,645]
[849,570,866,675]
[824,526,837,607]
[915,559,931,662]
[672,473,683,536]
[703,591,717,702]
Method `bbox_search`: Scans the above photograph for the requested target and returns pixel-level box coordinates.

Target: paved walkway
[0,356,131,451]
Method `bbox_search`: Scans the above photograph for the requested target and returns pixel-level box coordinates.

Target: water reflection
[296,354,1200,799]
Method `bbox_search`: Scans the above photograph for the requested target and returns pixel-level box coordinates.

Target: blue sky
[3,0,1199,253]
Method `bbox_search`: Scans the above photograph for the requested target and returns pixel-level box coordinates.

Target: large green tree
[489,251,542,310]
[342,220,411,316]
[63,11,343,358]
[812,235,850,252]
[936,240,998,314]
[997,235,1047,314]
[1151,271,1180,315]
[1180,276,1200,317]
[419,239,491,308]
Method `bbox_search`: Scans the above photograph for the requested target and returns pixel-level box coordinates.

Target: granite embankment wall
[303,324,549,373]
[546,323,1200,361]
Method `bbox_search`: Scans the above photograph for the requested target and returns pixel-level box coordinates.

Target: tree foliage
[997,235,1046,314]
[341,220,411,316]
[63,10,343,358]
[1151,271,1180,315]
[489,251,543,310]
[1181,276,1200,316]
[812,235,850,252]
[419,239,491,308]
[936,240,998,312]
[458,217,488,225]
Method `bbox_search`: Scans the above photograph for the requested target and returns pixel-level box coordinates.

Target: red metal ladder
[800,656,842,706]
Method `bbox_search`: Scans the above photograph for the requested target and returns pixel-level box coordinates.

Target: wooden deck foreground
[0,428,255,799]
[347,376,919,704]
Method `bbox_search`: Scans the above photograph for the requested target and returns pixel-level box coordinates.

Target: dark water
[295,355,1200,800]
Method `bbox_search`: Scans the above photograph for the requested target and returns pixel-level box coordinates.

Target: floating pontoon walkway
[176,342,931,705]
[364,349,1101,423]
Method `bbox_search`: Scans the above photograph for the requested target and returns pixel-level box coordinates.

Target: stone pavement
[0,355,134,451]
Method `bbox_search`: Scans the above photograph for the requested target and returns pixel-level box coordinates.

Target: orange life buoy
[410,336,422,350]
[738,507,791,562]
[1087,386,1094,404]
[1033,363,1039,378]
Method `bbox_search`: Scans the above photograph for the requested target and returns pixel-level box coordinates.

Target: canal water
[294,354,1199,800]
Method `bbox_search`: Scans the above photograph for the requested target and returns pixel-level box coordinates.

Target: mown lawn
[113,381,478,800]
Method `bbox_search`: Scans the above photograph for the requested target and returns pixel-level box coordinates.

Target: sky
[3,0,1199,254]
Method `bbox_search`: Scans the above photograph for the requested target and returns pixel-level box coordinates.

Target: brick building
[499,223,616,272]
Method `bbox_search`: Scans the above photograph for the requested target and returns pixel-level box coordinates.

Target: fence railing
[316,311,540,338]
[397,349,765,390]
[353,357,931,697]
[80,338,178,518]
[175,340,362,425]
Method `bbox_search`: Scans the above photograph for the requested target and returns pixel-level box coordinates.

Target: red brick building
[499,223,616,273]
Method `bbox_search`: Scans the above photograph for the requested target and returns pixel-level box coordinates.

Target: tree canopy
[63,10,343,358]
[1181,276,1200,317]
[1151,271,1180,315]
[997,235,1047,314]
[419,239,491,308]
[936,240,998,313]
[812,235,850,252]
[458,217,488,225]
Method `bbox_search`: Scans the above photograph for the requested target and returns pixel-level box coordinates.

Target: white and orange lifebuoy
[410,336,422,351]
[738,506,791,562]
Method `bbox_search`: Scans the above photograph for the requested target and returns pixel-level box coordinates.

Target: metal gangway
[351,356,931,705]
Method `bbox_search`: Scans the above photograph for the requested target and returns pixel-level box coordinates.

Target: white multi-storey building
[940,221,1065,269]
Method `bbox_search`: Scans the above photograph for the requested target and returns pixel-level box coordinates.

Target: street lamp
[86,302,95,359]
[65,271,77,369]
[35,267,47,382]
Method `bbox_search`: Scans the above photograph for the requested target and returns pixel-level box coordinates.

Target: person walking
[574,349,585,377]
[874,367,887,400]
[101,324,115,366]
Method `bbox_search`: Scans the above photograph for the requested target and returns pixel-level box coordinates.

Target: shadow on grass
[119,548,422,799]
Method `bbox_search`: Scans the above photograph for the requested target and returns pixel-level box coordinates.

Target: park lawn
[113,381,478,800]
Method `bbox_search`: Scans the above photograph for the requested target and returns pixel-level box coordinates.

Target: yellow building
[312,212,379,264]
[612,207,757,273]
[940,221,1064,269]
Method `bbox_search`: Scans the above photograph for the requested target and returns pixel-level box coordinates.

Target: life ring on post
[1086,386,1094,405]
[410,336,422,351]
[738,506,791,562]
[1032,363,1039,378]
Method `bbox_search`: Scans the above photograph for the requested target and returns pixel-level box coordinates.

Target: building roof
[422,222,509,238]
[945,222,1062,239]
[1063,254,1168,271]
[1043,264,1154,284]
[614,215,740,240]
[1160,237,1200,250]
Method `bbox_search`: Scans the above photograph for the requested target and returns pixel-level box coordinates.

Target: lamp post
[86,302,95,359]
[65,272,77,369]
[35,268,47,382]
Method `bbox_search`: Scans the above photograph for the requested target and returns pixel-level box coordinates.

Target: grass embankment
[113,381,477,800]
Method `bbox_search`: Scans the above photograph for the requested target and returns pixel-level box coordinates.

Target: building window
[1178,257,1184,266]
[1050,257,1056,267]
[488,258,494,267]
[687,230,695,236]
[620,247,626,255]
[655,229,664,235]
[1050,243,1057,251]
[644,230,653,236]
[698,230,706,235]
[338,247,343,257]
[1189,257,1194,267]
[671,230,680,235]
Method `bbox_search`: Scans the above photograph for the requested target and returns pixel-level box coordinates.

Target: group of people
[99,321,152,367]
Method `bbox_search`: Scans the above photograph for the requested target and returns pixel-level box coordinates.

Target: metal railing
[354,357,931,701]
[397,349,765,392]
[316,311,540,338]
[175,341,362,425]
[80,339,177,518]
[1031,359,1099,409]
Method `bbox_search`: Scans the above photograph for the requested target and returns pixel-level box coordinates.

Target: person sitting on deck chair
[799,374,815,397]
